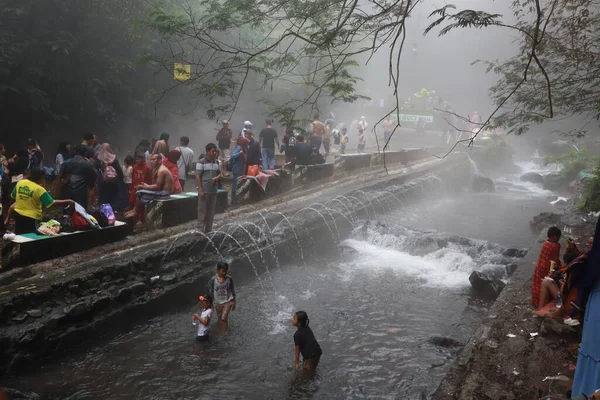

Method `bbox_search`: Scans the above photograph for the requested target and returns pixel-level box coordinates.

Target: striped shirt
[196,157,220,194]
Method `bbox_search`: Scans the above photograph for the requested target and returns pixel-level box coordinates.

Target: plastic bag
[99,203,116,226]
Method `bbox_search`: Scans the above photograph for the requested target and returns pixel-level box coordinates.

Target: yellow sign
[174,63,191,81]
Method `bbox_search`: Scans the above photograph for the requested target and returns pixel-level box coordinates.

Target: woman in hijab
[97,143,128,211]
[572,216,600,397]
[162,149,182,194]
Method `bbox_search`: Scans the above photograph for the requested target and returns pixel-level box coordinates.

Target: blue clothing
[262,148,275,170]
[230,146,245,203]
[573,215,600,397]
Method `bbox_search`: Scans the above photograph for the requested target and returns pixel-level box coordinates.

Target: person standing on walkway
[259,119,279,170]
[230,136,249,205]
[176,136,194,190]
[196,143,221,233]
[60,145,98,210]
[309,115,325,153]
[216,121,233,177]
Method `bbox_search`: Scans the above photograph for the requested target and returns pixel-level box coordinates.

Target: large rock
[472,175,495,193]
[530,212,561,232]
[469,271,506,300]
[543,173,565,191]
[520,172,544,184]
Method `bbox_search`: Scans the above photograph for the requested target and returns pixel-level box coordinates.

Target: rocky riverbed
[434,207,597,399]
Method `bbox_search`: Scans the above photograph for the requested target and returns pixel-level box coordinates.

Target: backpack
[99,203,116,226]
[90,210,110,228]
[103,164,118,183]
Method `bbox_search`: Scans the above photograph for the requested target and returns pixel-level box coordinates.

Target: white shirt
[196,308,213,337]
[176,146,195,180]
[123,165,133,184]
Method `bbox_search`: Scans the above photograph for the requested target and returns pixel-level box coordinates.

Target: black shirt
[293,326,322,360]
[295,143,312,165]
[246,140,262,166]
[259,127,278,150]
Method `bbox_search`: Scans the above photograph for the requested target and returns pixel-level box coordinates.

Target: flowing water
[5,159,559,399]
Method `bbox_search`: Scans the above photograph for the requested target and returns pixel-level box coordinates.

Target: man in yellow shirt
[4,167,73,234]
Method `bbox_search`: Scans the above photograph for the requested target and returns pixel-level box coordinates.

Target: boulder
[543,173,565,191]
[63,301,91,320]
[469,271,506,300]
[530,212,561,232]
[505,263,518,276]
[520,172,544,184]
[472,175,495,193]
[502,248,529,258]
[428,336,464,348]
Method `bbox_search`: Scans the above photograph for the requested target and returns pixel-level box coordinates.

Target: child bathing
[292,311,322,372]
[207,261,236,326]
[192,294,213,342]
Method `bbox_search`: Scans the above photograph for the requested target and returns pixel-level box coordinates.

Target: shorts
[215,300,234,321]
[323,138,331,154]
[136,189,170,204]
[196,335,209,342]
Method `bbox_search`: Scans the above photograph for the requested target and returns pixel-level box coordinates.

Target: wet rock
[26,310,42,318]
[18,323,43,344]
[161,274,177,283]
[543,173,566,191]
[505,263,518,276]
[502,248,528,258]
[63,301,91,320]
[2,387,41,399]
[469,271,506,300]
[129,282,149,295]
[540,318,579,339]
[12,313,28,322]
[472,175,495,193]
[428,336,464,348]
[530,212,561,232]
[92,296,112,313]
[116,287,131,302]
[520,172,544,184]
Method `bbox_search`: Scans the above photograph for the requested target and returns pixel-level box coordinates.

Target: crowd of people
[0,114,375,237]
[531,221,600,398]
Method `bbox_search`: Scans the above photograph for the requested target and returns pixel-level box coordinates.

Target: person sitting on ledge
[4,166,73,234]
[294,135,312,166]
[531,226,561,309]
[124,153,173,221]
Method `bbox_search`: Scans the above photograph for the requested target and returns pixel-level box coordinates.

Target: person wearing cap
[216,120,233,177]
[240,120,254,138]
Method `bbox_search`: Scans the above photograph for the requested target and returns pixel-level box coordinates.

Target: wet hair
[201,294,214,306]
[297,134,305,142]
[159,132,170,141]
[180,136,190,146]
[28,166,44,182]
[547,226,561,239]
[216,261,229,271]
[205,143,217,152]
[313,114,320,121]
[124,155,134,166]
[295,311,309,327]
[82,133,94,141]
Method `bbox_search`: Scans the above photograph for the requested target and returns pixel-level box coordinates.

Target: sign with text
[398,114,434,124]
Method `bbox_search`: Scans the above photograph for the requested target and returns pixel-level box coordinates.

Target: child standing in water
[292,311,322,373]
[207,262,236,326]
[192,294,213,342]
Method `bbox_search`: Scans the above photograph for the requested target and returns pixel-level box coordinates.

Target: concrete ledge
[5,222,129,266]
[296,163,335,182]
[249,171,293,202]
[146,190,228,227]
[335,153,372,171]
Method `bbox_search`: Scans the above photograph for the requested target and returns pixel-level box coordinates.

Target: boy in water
[207,261,237,327]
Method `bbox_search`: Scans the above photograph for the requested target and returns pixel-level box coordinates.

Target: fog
[2,0,593,159]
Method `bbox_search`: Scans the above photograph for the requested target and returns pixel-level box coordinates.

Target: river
[5,159,557,399]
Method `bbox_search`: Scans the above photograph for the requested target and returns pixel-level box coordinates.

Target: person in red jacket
[130,154,152,210]
[162,150,183,194]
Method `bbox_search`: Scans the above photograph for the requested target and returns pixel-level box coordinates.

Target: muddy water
[5,160,556,400]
